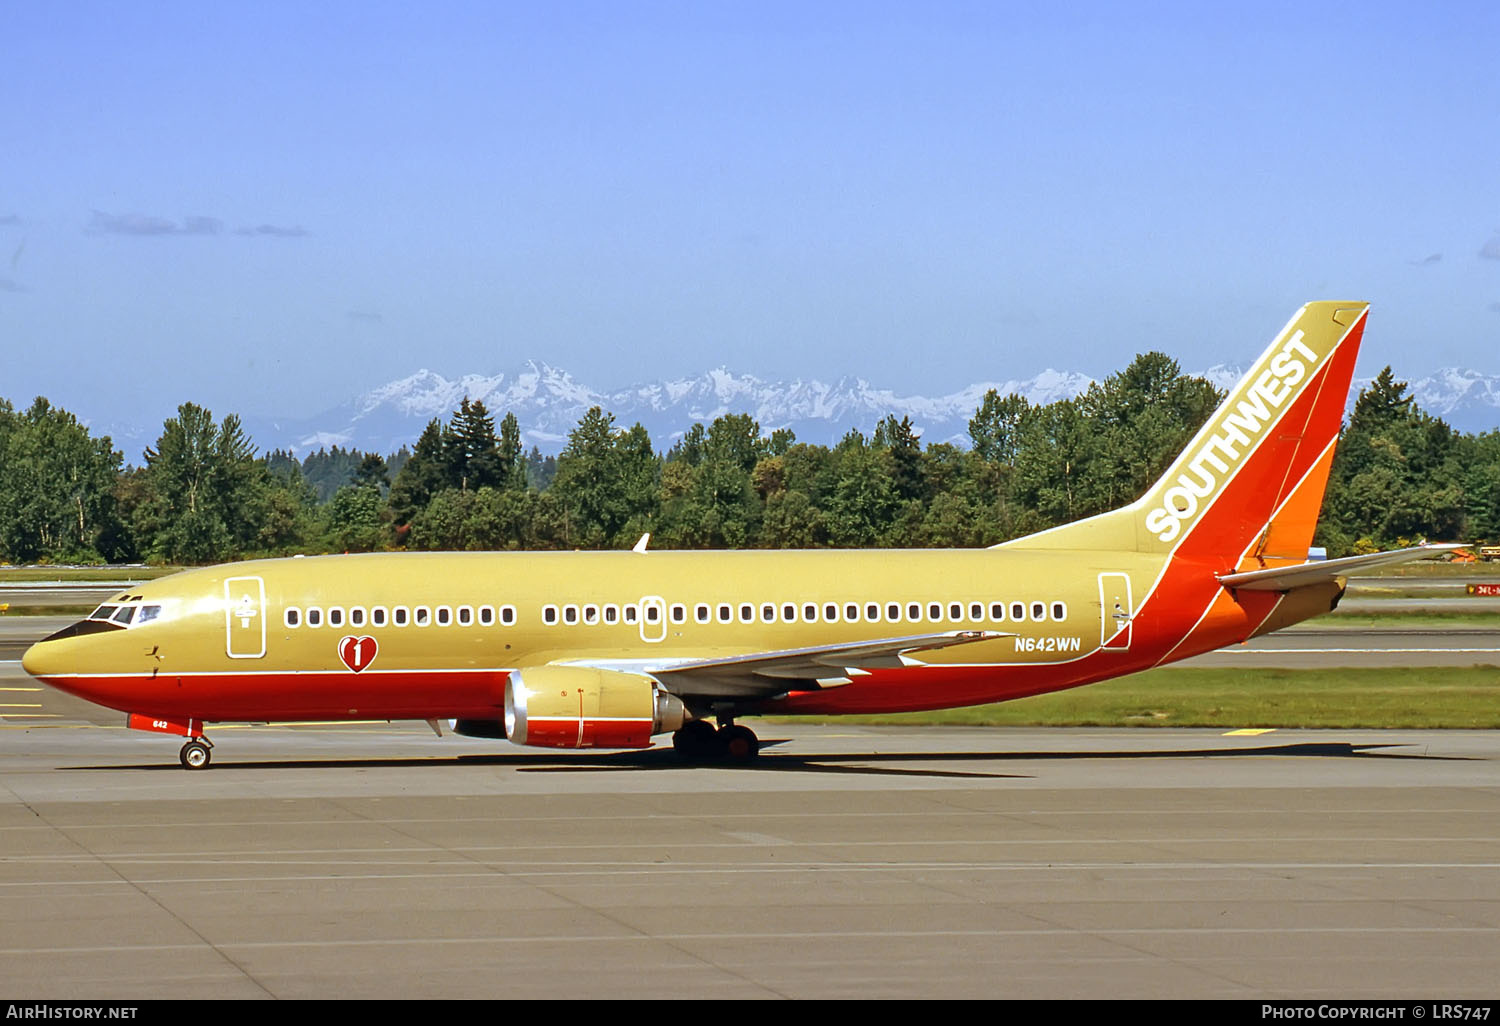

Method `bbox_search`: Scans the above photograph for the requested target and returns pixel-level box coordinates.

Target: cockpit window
[86,601,168,629]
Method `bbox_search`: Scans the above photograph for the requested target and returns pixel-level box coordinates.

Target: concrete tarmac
[2,567,1496,1002]
[0,721,1497,999]
[3,608,1499,999]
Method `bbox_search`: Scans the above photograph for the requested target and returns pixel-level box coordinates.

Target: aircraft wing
[622,630,1010,699]
[1216,543,1465,592]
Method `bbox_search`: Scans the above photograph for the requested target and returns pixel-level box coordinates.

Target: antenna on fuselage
[632,533,650,553]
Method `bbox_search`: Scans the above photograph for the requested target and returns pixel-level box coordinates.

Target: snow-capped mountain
[231,360,1500,458]
[246,362,1097,456]
[1199,364,1500,435]
[1404,368,1500,433]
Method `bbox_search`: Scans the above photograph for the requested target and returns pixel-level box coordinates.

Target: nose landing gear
[126,714,215,770]
[179,737,213,770]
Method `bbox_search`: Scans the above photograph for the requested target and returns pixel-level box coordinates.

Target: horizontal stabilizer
[1216,543,1466,592]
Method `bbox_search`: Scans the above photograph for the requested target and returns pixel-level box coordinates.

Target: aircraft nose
[21,638,62,680]
[21,619,122,680]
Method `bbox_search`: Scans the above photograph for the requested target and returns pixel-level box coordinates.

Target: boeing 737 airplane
[21,302,1456,768]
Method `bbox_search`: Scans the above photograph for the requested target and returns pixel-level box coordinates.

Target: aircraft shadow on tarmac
[62,738,1474,779]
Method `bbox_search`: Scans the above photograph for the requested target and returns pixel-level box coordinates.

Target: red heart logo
[338,635,378,672]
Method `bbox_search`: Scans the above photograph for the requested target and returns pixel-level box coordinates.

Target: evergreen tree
[449,397,502,492]
[873,414,924,501]
[525,446,556,491]
[551,408,661,547]
[0,398,124,562]
[968,390,1030,467]
[323,483,385,552]
[1320,368,1465,552]
[354,452,390,492]
[138,403,263,564]
[388,419,453,532]
[498,412,526,491]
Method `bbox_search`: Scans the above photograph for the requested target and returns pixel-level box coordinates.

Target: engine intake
[504,666,686,749]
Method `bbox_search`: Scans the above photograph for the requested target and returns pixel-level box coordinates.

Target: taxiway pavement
[3,603,1498,999]
[0,722,1496,999]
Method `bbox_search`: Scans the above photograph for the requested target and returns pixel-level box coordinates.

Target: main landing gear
[179,737,213,770]
[671,719,760,763]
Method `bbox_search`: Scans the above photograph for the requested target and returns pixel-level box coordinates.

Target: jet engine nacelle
[503,666,686,749]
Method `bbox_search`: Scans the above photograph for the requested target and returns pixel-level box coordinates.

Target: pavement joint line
[5,835,1500,858]
[3,862,1500,885]
[4,923,1500,959]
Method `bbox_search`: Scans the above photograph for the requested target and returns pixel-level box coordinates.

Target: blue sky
[4,1,1499,435]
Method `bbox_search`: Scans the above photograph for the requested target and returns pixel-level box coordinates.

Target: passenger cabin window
[886,603,900,622]
[906,602,921,622]
[670,604,686,624]
[457,606,473,626]
[624,605,639,624]
[1052,601,1067,621]
[1011,602,1025,622]
[542,605,558,625]
[563,605,578,625]
[824,603,839,622]
[307,607,323,628]
[350,607,366,627]
[718,604,732,624]
[782,603,796,623]
[695,604,711,625]
[583,604,599,625]
[501,605,516,625]
[970,602,984,622]
[393,606,409,627]
[929,602,943,621]
[602,605,617,625]
[1032,601,1046,621]
[739,604,754,623]
[991,602,1005,621]
[805,603,819,622]
[435,606,452,626]
[414,606,431,627]
[845,603,860,622]
[645,605,661,624]
[761,604,777,624]
[285,607,301,629]
[328,607,344,628]
[372,607,388,627]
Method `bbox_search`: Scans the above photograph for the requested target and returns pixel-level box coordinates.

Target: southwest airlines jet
[22,302,1453,768]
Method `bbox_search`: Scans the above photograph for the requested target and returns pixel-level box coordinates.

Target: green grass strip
[0,566,172,582]
[782,666,1500,729]
[1314,611,1500,629]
